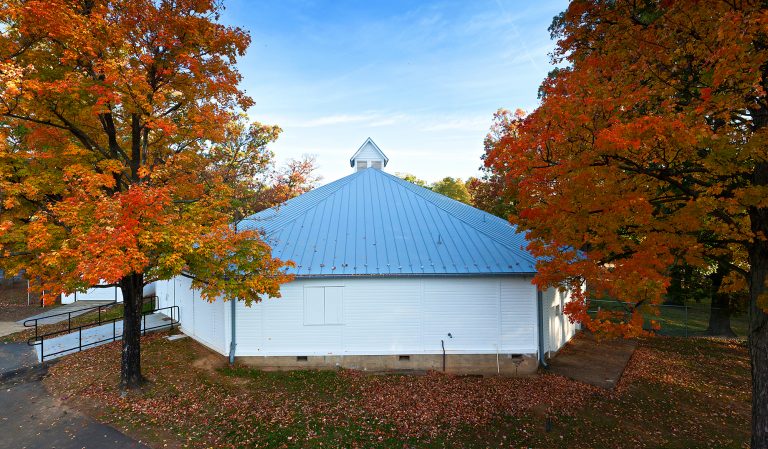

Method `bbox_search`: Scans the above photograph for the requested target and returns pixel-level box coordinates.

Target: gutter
[537,289,548,367]
[292,272,538,280]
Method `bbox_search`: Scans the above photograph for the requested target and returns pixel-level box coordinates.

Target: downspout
[229,298,236,365]
[229,222,239,366]
[537,289,548,367]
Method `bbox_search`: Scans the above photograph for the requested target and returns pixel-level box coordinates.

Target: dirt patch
[191,350,227,372]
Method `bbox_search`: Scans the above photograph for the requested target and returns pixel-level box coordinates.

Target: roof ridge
[375,170,537,264]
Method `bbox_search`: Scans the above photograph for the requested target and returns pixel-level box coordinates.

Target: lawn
[588,298,750,338]
[42,333,750,448]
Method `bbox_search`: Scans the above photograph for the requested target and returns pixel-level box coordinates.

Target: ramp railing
[26,298,179,361]
[23,300,118,342]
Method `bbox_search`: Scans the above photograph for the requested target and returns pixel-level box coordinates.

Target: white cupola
[350,138,389,172]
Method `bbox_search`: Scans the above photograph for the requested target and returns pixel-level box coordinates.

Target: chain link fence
[587,298,748,338]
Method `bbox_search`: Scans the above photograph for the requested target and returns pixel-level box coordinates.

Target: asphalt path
[0,342,149,449]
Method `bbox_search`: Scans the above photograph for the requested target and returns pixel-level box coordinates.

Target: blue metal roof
[240,168,537,277]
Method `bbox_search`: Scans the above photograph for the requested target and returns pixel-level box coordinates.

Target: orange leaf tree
[0,0,294,390]
[485,1,768,445]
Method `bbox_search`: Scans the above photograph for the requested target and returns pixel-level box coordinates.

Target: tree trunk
[708,293,736,337]
[707,265,736,337]
[749,161,768,448]
[119,272,145,391]
[750,240,768,449]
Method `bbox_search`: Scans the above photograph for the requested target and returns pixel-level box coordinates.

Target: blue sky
[221,0,568,184]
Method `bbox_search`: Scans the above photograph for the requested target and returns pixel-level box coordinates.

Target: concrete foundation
[237,353,539,376]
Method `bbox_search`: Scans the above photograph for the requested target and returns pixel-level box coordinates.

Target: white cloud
[421,116,490,132]
[288,112,410,128]
[292,114,377,127]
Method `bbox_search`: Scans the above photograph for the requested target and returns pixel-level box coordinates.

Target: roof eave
[292,272,537,279]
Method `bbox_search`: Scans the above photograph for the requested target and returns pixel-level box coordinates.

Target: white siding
[62,285,122,304]
[355,143,384,162]
[154,280,172,309]
[542,286,580,355]
[61,283,158,304]
[352,140,386,171]
[230,276,538,357]
[258,281,343,355]
[342,279,420,353]
[154,277,227,354]
[423,278,500,352]
[501,280,538,353]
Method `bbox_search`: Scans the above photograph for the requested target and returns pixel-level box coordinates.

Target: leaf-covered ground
[0,282,42,322]
[44,334,750,448]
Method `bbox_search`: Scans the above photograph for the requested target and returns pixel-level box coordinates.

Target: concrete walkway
[547,332,638,390]
[18,300,115,326]
[0,343,149,449]
[0,321,25,338]
[35,313,175,362]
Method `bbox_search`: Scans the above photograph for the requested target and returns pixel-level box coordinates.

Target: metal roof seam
[377,170,538,265]
[243,168,538,276]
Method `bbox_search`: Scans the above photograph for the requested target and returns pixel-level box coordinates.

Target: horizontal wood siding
[233,276,538,357]
[423,278,501,352]
[258,282,343,355]
[154,277,227,355]
[500,279,538,353]
[342,279,421,353]
[354,143,384,163]
[542,286,579,355]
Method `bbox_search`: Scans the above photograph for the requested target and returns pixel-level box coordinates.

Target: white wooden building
[151,139,579,375]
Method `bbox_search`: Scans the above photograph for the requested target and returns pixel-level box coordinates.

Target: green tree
[396,172,429,188]
[432,177,471,204]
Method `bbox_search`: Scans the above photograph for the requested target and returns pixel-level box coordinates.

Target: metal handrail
[28,302,179,362]
[23,300,119,342]
[25,296,161,344]
[23,300,118,327]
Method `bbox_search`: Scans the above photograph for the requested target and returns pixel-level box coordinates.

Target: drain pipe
[228,299,236,365]
[537,289,548,368]
[229,223,238,366]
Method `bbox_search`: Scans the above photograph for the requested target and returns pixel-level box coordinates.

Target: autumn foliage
[487,3,766,332]
[0,0,299,388]
[485,1,768,444]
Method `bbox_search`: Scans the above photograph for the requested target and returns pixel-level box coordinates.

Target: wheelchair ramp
[30,307,178,362]
[18,301,115,325]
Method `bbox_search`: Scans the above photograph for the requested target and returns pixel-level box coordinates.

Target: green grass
[45,334,751,449]
[219,365,346,395]
[587,298,749,337]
